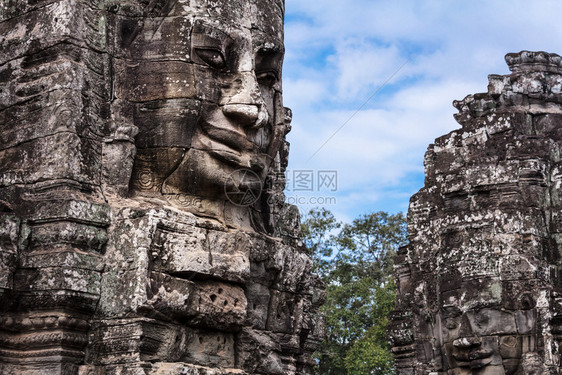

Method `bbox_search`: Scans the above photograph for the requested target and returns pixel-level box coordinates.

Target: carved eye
[195,48,226,70]
[256,71,278,87]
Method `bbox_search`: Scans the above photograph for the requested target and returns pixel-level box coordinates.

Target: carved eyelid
[256,71,278,87]
[256,69,278,77]
[194,48,226,69]
[255,46,281,68]
[255,54,281,87]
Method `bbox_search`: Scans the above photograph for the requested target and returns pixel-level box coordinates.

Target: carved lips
[453,346,494,369]
[198,110,269,174]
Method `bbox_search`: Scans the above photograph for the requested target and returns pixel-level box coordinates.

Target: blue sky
[281,0,562,223]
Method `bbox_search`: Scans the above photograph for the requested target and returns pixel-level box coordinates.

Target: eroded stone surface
[0,0,323,373]
[390,51,562,374]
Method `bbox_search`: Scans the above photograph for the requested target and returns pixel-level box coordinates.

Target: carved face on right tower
[438,306,536,374]
[428,269,541,374]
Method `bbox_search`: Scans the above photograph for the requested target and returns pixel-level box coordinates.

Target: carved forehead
[185,0,283,38]
[119,0,284,46]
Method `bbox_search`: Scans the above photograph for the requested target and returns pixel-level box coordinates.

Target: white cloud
[329,42,405,98]
[283,78,327,111]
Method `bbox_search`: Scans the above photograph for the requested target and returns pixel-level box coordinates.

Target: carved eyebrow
[258,42,282,53]
[254,38,284,56]
[191,21,234,50]
[251,27,284,54]
[257,48,283,66]
[191,33,226,52]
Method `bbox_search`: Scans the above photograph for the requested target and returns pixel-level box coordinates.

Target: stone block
[183,330,235,367]
[113,15,192,62]
[133,98,200,148]
[189,281,247,330]
[149,222,208,277]
[114,60,197,102]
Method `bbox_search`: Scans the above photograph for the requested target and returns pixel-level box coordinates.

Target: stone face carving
[0,0,323,374]
[389,51,562,374]
[122,0,288,231]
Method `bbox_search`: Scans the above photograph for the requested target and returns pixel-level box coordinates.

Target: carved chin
[468,356,493,369]
[162,148,263,200]
[453,355,493,370]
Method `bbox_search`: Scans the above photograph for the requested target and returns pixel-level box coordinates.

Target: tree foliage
[301,208,407,375]
[301,207,340,276]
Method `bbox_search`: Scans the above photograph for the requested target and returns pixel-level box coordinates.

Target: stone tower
[0,0,323,374]
[390,51,562,374]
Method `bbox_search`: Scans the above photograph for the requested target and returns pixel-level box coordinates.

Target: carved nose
[453,336,481,348]
[221,72,268,128]
[222,103,260,126]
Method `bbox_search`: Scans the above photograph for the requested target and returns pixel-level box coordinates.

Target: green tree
[301,209,407,375]
[301,207,340,276]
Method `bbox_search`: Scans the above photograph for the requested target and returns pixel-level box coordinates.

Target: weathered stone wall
[390,51,562,374]
[0,0,323,374]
